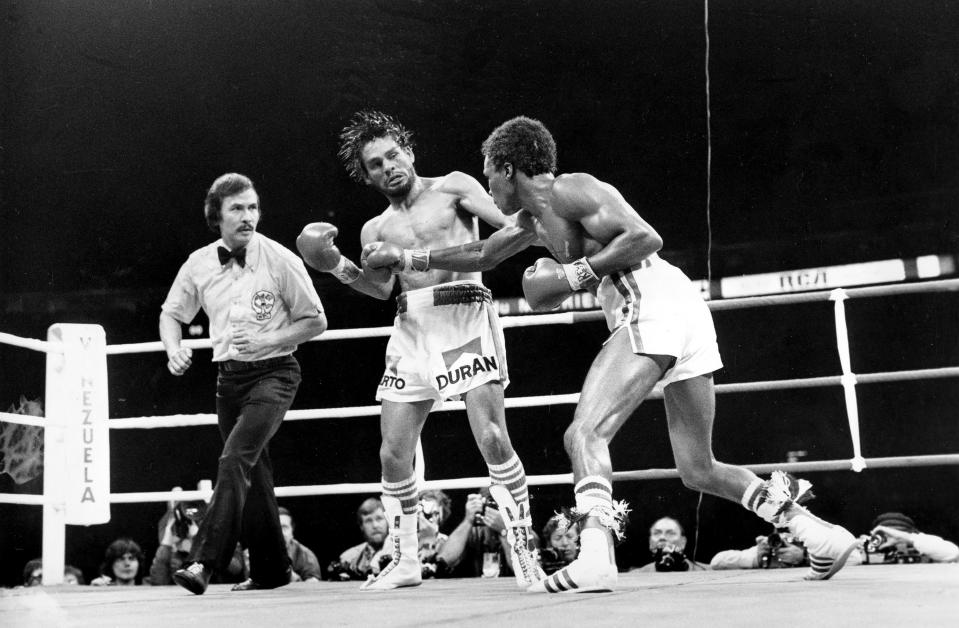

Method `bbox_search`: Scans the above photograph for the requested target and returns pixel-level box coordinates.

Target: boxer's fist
[361,242,393,283]
[296,222,342,272]
[522,258,573,311]
[364,242,405,273]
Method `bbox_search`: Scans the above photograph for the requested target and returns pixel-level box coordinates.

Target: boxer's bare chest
[378,191,474,249]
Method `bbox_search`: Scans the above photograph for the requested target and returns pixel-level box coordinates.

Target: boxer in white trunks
[366,116,860,593]
[296,111,544,591]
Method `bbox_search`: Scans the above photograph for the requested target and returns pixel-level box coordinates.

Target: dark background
[1,0,957,586]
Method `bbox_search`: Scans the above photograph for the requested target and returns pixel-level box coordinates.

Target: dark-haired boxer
[296,111,544,591]
[367,116,859,592]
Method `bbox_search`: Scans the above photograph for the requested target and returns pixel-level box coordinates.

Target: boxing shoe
[788,511,860,580]
[487,485,547,588]
[172,562,211,595]
[526,554,617,594]
[360,514,422,591]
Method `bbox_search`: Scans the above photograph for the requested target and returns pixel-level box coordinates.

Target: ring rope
[102,366,959,430]
[5,453,957,507]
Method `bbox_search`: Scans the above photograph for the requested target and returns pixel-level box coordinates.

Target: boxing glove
[296,222,360,283]
[522,257,599,311]
[360,242,393,283]
[364,243,430,273]
[522,258,574,311]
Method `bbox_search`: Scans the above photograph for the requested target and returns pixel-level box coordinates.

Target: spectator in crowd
[63,565,85,585]
[278,506,322,582]
[539,514,579,575]
[710,526,810,570]
[417,489,452,578]
[860,512,959,564]
[436,488,530,579]
[21,559,86,587]
[91,538,145,586]
[328,497,391,581]
[147,494,245,585]
[633,517,708,572]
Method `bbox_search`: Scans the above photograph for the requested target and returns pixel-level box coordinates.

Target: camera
[473,496,493,526]
[653,544,689,572]
[865,531,886,554]
[760,532,804,568]
[172,501,203,540]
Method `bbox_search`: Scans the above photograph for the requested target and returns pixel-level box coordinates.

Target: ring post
[829,290,867,472]
[42,324,111,584]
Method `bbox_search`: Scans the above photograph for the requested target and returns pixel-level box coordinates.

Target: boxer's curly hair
[481,116,557,177]
[338,110,415,183]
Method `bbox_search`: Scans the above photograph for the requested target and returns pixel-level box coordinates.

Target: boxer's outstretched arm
[428,221,538,272]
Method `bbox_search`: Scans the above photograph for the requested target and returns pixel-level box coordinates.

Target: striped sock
[488,453,530,510]
[574,475,613,514]
[382,475,419,515]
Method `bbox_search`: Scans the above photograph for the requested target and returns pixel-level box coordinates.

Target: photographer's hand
[871,524,915,548]
[483,507,506,536]
[160,515,179,548]
[464,493,485,522]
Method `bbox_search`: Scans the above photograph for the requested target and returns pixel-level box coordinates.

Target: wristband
[403,248,431,273]
[562,257,600,290]
[331,256,361,284]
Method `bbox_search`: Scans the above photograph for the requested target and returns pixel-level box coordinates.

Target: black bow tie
[218,246,246,268]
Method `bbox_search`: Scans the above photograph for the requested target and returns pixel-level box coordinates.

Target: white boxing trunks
[596,253,723,386]
[376,280,509,410]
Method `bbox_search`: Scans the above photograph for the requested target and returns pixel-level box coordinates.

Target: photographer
[634,517,708,572]
[147,488,244,585]
[539,514,579,575]
[860,512,959,564]
[327,497,391,581]
[435,489,523,578]
[710,527,809,570]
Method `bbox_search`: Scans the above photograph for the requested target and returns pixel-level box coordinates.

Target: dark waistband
[218,355,294,373]
[396,283,492,314]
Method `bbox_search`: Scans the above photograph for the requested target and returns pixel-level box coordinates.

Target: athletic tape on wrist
[332,256,361,284]
[403,248,431,273]
[562,257,599,291]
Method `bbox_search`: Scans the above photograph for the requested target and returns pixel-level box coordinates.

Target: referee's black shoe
[173,562,211,595]
[231,567,292,591]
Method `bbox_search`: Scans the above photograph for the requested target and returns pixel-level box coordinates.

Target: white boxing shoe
[789,511,859,581]
[488,485,547,588]
[526,554,617,594]
[360,514,422,591]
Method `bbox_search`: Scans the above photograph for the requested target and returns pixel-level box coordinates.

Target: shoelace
[186,563,204,575]
[511,527,539,582]
[371,532,403,581]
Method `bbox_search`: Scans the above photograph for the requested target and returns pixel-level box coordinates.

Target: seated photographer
[710,527,809,570]
[435,488,528,578]
[860,511,959,564]
[539,514,579,575]
[633,517,708,572]
[327,497,391,581]
[241,506,321,584]
[147,492,245,585]
[416,489,452,578]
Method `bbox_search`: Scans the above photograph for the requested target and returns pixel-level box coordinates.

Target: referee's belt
[397,283,492,314]
[218,355,293,372]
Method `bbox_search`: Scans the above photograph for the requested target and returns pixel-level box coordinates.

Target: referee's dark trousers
[189,355,301,584]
